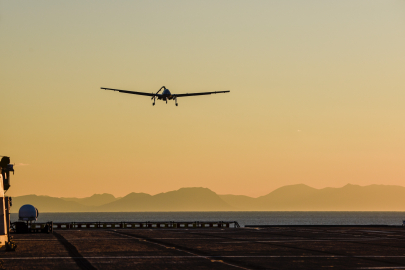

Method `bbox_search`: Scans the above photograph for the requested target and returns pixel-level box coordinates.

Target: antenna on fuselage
[151,86,165,100]
[156,86,165,95]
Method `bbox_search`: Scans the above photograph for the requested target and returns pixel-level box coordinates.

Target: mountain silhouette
[12,195,93,213]
[11,184,405,212]
[62,193,117,206]
[11,187,233,213]
[222,184,405,211]
[98,187,234,211]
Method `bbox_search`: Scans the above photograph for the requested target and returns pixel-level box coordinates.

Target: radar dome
[19,204,39,221]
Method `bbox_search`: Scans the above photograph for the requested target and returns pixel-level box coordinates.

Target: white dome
[19,204,38,221]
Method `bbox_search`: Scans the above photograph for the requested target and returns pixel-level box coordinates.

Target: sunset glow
[2,1,405,198]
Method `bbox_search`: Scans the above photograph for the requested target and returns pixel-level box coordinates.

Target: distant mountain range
[10,184,405,213]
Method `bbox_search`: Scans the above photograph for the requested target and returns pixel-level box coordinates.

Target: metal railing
[27,221,240,230]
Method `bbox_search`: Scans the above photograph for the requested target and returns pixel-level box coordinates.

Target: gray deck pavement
[2,226,405,269]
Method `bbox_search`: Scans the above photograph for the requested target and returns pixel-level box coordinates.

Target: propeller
[151,86,165,100]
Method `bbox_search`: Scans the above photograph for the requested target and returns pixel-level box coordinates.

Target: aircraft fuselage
[157,89,174,101]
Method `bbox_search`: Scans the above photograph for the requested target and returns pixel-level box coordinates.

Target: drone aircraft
[101,86,230,106]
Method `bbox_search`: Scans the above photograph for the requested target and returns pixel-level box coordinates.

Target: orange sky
[1,1,405,198]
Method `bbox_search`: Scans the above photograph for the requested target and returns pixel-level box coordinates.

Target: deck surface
[2,226,405,269]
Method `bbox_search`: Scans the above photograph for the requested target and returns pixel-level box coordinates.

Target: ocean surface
[10,212,405,227]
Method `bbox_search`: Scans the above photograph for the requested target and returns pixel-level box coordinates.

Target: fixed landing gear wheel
[176,103,178,106]
[152,103,155,106]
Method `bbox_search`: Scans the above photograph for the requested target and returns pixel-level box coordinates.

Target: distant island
[11,184,405,212]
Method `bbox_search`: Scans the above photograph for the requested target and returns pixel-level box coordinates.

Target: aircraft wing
[174,90,230,97]
[101,87,156,97]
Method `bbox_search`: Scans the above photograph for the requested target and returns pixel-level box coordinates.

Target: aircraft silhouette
[101,86,230,106]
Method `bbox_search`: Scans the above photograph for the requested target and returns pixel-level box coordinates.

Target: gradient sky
[1,1,405,198]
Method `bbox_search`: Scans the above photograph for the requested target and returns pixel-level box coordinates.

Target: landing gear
[175,97,178,106]
[152,97,156,106]
[152,102,155,106]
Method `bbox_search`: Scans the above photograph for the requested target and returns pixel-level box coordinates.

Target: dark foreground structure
[3,226,405,269]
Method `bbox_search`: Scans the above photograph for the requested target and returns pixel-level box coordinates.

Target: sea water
[10,212,405,227]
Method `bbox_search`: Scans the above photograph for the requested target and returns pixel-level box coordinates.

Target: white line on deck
[108,231,251,270]
[219,238,395,243]
[2,255,405,260]
[14,237,400,242]
[13,238,221,241]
